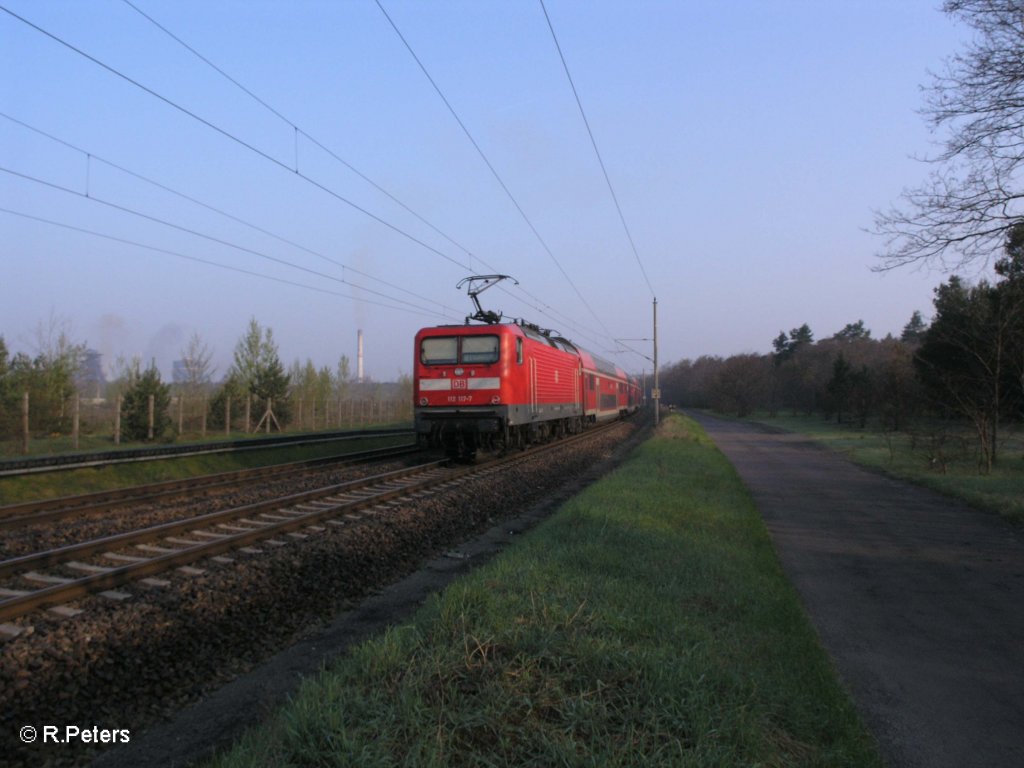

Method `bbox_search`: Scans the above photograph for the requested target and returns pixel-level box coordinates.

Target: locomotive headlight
[419,397,429,406]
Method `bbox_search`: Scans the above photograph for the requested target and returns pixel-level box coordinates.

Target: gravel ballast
[2,421,645,768]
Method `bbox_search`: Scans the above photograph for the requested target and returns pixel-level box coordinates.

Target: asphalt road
[690,411,1024,768]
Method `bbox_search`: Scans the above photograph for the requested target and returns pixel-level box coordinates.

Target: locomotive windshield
[420,337,458,365]
[461,335,499,364]
[420,335,499,365]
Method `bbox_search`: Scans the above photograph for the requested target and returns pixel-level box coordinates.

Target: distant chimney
[357,329,364,383]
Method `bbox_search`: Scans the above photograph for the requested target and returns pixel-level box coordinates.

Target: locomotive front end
[414,325,511,459]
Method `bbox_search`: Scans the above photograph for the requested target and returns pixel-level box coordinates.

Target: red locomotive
[414,276,641,459]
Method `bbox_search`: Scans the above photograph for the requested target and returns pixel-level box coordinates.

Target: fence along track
[0,443,420,531]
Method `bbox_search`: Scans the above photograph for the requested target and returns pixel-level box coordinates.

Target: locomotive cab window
[461,335,500,364]
[420,335,499,366]
[420,337,458,365]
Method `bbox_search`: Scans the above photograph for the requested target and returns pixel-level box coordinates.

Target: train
[414,276,641,459]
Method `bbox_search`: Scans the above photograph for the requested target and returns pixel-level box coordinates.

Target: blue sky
[1,1,968,382]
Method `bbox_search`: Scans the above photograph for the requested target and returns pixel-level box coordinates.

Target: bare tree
[9,312,88,431]
[335,354,353,403]
[179,332,215,397]
[175,333,215,433]
[874,1,1024,271]
[289,359,326,429]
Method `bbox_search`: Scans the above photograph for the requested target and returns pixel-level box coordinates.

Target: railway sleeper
[66,562,113,574]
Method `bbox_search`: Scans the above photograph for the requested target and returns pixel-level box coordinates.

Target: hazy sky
[2,1,969,382]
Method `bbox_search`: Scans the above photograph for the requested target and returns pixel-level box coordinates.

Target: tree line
[784,0,1024,474]
[661,233,1024,474]
[0,317,410,448]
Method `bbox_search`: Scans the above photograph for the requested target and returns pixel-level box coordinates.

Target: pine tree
[121,361,172,442]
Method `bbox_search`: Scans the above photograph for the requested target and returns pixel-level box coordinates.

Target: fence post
[225,396,231,437]
[245,394,251,433]
[114,394,122,445]
[72,394,80,450]
[147,394,155,440]
[21,391,29,454]
[177,395,184,435]
[201,396,207,438]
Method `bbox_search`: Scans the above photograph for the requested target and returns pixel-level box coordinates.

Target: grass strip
[207,413,879,767]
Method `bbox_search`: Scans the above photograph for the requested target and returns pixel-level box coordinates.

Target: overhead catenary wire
[376,0,614,342]
[539,0,655,301]
[0,207,442,318]
[0,111,461,318]
[0,4,475,275]
[120,0,616,353]
[4,4,653,370]
[119,0,485,265]
[3,4,617,357]
[0,165,459,321]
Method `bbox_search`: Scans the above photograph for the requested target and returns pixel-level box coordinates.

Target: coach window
[461,335,499,364]
[421,337,458,365]
[516,338,523,365]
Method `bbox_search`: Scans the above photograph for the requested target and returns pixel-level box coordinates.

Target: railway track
[0,424,618,629]
[2,418,642,768]
[0,426,414,477]
[0,459,453,626]
[0,442,420,531]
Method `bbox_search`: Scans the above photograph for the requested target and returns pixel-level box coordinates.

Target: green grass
[0,435,411,505]
[749,412,1024,524]
[206,414,880,767]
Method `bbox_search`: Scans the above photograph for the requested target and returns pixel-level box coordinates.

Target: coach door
[576,363,583,413]
[529,357,539,415]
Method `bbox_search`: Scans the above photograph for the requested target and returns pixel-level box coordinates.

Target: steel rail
[0,443,420,530]
[0,463,464,622]
[0,427,414,477]
[0,460,449,581]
